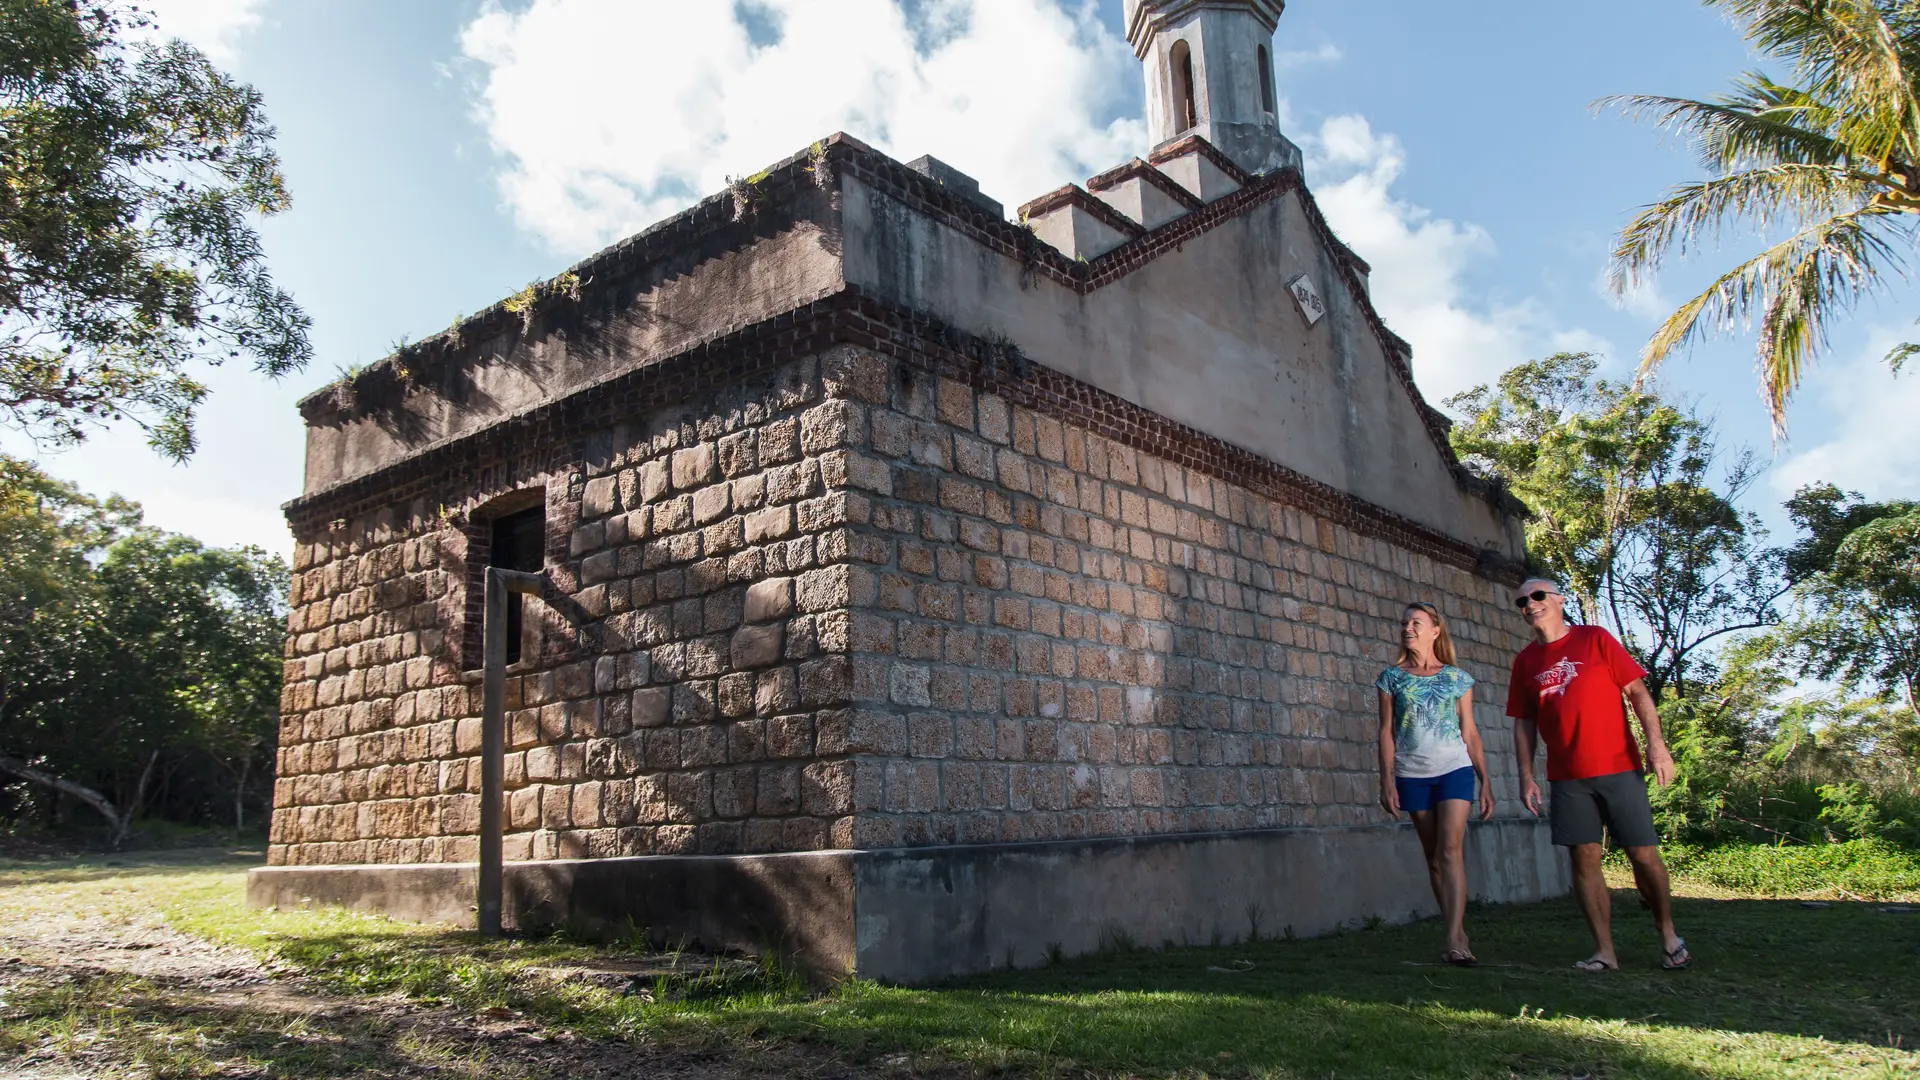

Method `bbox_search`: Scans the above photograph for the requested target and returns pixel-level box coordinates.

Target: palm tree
[1606,0,1920,436]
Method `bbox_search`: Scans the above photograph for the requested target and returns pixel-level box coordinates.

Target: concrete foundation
[249,817,1565,983]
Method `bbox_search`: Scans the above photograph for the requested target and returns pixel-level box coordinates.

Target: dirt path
[0,851,932,1080]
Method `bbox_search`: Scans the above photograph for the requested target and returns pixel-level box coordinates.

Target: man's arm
[1512,713,1542,815]
[1622,678,1674,786]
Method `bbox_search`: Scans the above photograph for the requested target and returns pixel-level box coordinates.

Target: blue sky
[11,0,1918,555]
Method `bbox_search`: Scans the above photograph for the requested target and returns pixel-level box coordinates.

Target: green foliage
[1605,0,1920,432]
[0,455,286,836]
[1780,485,1920,713]
[0,0,310,461]
[1447,352,1784,696]
[1651,631,1920,849]
[1656,838,1920,898]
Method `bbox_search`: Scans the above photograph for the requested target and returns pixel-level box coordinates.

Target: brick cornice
[1085,157,1204,211]
[1015,183,1148,240]
[1147,134,1254,186]
[286,287,1522,584]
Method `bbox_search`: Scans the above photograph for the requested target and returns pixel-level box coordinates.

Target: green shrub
[1651,772,1920,850]
[1656,839,1920,899]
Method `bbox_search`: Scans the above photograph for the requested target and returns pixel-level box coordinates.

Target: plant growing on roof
[728,168,772,223]
[1604,0,1920,435]
[806,140,832,190]
[502,271,582,334]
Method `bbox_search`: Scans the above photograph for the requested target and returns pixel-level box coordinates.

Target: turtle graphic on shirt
[1534,658,1583,703]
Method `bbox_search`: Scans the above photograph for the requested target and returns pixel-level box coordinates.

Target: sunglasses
[1513,589,1559,609]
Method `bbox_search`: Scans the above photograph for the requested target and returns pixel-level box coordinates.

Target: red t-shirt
[1505,625,1648,781]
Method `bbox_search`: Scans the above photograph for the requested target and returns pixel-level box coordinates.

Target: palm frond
[1599,86,1848,170]
[1610,163,1882,291]
[1638,205,1910,433]
[1714,0,1920,166]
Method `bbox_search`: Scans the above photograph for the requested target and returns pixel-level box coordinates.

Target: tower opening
[1258,44,1275,115]
[1170,39,1197,132]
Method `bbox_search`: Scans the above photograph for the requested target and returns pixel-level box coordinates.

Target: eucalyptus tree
[0,0,309,460]
[1606,0,1920,434]
[1782,484,1920,713]
[1448,352,1788,697]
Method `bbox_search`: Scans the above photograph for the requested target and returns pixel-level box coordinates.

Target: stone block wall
[269,337,1533,867]
[271,353,875,865]
[818,347,1532,848]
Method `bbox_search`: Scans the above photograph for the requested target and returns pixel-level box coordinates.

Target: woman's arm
[1378,689,1399,816]
[1457,688,1495,821]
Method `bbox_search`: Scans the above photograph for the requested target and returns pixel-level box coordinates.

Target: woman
[1376,602,1496,966]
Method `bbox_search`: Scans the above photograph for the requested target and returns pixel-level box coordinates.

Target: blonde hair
[1395,602,1456,667]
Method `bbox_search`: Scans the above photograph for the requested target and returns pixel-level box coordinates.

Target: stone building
[250,0,1567,982]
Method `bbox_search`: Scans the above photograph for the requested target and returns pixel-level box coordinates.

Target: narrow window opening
[490,505,545,664]
[1170,40,1197,132]
[1258,45,1275,115]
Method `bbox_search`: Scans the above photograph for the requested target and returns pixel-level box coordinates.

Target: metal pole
[479,566,546,937]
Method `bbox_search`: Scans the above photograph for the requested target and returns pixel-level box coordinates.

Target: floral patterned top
[1375,665,1475,778]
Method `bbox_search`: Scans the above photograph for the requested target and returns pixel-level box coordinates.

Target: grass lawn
[2,847,1917,1078]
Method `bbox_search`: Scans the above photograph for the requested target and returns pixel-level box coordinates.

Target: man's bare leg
[1569,842,1616,968]
[1623,844,1684,958]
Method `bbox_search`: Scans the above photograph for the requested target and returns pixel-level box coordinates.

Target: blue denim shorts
[1396,765,1476,813]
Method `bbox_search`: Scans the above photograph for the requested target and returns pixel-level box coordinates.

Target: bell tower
[1125,0,1301,174]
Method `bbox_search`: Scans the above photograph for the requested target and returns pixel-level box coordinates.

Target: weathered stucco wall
[297,184,844,497]
[838,170,1519,559]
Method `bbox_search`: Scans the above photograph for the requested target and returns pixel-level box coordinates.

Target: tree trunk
[0,752,126,843]
[234,753,250,832]
[122,749,160,847]
[0,749,158,849]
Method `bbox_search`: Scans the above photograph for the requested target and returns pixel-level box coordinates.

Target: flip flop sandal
[1573,957,1617,973]
[1662,938,1691,970]
[1442,950,1480,967]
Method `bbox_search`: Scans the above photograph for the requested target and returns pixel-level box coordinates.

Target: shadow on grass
[0,848,262,888]
[2,971,526,1080]
[878,891,1917,1076]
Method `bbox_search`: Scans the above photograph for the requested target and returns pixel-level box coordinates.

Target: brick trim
[1015,183,1149,240]
[286,288,1523,584]
[1147,134,1254,186]
[1085,157,1204,212]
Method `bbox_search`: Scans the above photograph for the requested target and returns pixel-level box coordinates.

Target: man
[1506,577,1690,971]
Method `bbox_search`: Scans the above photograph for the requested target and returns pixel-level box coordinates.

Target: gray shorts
[1550,770,1659,848]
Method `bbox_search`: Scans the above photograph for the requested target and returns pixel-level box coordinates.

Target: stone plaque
[1287,273,1326,326]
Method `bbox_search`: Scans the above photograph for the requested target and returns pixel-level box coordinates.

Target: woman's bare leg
[1431,800,1471,954]
[1411,804,1472,954]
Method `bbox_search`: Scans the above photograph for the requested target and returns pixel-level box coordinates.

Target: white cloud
[137,0,264,65]
[1301,114,1611,402]
[1276,43,1343,68]
[1602,266,1674,324]
[1772,326,1920,502]
[458,0,1146,255]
